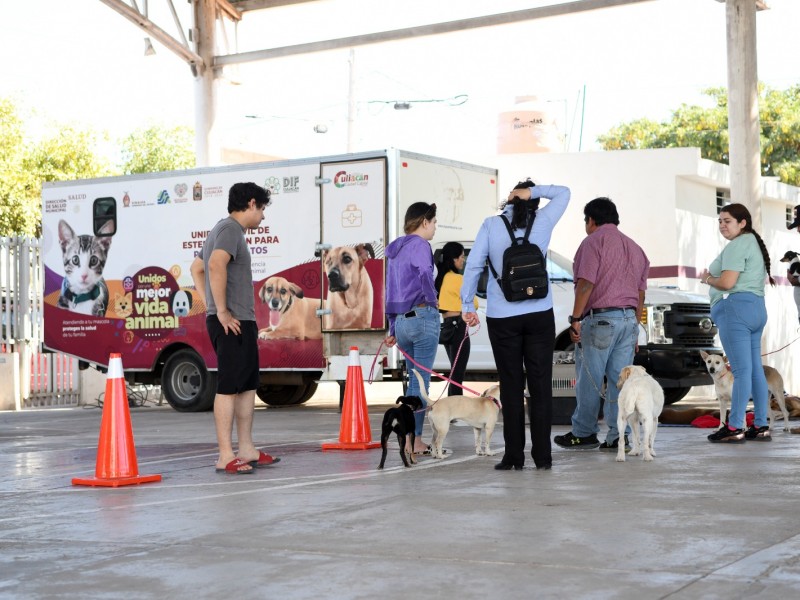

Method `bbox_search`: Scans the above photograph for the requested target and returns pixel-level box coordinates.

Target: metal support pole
[194,0,217,166]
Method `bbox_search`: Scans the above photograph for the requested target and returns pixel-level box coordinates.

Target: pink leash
[367,324,494,404]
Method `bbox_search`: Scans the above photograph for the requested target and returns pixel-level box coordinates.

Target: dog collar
[62,279,101,305]
[487,395,502,410]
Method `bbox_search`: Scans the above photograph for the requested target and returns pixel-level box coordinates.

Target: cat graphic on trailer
[56,219,113,317]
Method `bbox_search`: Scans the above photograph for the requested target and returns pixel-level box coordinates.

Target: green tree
[0,97,29,235]
[0,96,197,236]
[597,85,800,186]
[24,127,115,236]
[120,125,196,175]
[0,98,112,236]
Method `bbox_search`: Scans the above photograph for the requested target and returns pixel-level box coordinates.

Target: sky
[2,0,799,165]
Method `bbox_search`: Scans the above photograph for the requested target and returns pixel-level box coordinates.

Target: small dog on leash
[411,369,501,459]
[615,365,664,462]
[699,350,790,431]
[377,395,423,469]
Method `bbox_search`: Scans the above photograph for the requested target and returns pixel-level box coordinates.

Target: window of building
[715,189,730,214]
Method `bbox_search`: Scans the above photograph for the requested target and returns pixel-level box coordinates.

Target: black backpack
[487,214,549,302]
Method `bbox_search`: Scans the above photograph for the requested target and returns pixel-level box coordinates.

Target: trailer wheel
[162,349,216,412]
[295,382,319,404]
[256,384,306,406]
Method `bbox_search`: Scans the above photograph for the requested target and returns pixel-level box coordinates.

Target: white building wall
[467,147,800,398]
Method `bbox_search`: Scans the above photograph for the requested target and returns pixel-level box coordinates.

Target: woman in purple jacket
[384,202,438,454]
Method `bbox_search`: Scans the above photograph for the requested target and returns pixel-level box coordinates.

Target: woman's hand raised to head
[508,188,531,202]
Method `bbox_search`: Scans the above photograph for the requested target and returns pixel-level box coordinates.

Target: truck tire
[295,382,319,404]
[162,349,216,412]
[663,387,691,405]
[257,382,316,406]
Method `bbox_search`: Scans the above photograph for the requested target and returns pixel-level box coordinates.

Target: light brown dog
[699,350,790,431]
[411,369,500,459]
[616,365,664,462]
[775,395,800,418]
[257,276,322,340]
[322,244,374,330]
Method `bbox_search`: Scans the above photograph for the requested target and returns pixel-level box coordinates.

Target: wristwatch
[568,315,582,324]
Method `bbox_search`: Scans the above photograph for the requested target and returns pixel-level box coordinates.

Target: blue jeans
[572,308,639,440]
[711,292,769,428]
[395,305,439,436]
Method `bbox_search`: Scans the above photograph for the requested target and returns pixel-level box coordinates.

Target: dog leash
[574,343,606,400]
[400,326,483,398]
[433,324,473,401]
[367,325,483,398]
[761,334,800,358]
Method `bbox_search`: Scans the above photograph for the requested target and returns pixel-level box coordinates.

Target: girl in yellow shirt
[435,242,477,396]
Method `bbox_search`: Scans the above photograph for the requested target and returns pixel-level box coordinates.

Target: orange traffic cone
[72,353,162,487]
[322,346,381,451]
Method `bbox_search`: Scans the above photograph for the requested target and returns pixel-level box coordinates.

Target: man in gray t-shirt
[190,182,280,475]
[199,217,255,321]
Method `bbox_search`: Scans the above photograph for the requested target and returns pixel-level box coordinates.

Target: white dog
[700,350,790,431]
[615,365,664,462]
[411,369,500,459]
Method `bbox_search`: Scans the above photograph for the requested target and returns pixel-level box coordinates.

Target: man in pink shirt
[554,197,649,450]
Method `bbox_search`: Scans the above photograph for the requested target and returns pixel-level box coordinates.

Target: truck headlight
[641,305,672,344]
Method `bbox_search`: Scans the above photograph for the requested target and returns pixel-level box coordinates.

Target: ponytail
[508,179,540,230]
[751,230,776,287]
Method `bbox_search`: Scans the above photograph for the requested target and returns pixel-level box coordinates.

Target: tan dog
[257,276,322,340]
[322,244,374,330]
[411,369,500,459]
[775,395,800,418]
[699,350,790,431]
[615,365,664,462]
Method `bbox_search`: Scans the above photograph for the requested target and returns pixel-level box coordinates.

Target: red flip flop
[215,457,254,474]
[249,451,281,468]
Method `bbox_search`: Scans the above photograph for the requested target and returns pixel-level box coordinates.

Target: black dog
[781,250,800,279]
[377,395,423,469]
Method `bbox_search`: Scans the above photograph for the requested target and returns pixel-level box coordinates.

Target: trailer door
[319,157,387,332]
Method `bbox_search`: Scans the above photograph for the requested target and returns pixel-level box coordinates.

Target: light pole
[546,98,569,151]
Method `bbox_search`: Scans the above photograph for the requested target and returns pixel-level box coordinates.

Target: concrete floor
[1,383,800,599]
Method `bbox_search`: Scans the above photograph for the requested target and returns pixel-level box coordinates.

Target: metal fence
[0,236,80,408]
[27,352,81,408]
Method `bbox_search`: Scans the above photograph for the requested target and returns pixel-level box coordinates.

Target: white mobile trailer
[41,149,499,411]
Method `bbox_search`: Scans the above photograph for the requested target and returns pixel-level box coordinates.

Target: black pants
[487,309,555,468]
[441,317,470,396]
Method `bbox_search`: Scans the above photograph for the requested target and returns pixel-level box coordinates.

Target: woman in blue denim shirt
[462,181,571,470]
[699,203,776,443]
[384,202,438,454]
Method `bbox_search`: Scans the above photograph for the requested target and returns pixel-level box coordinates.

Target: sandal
[215,457,254,475]
[249,450,281,468]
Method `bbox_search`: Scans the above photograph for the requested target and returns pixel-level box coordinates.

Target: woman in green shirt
[699,203,776,443]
